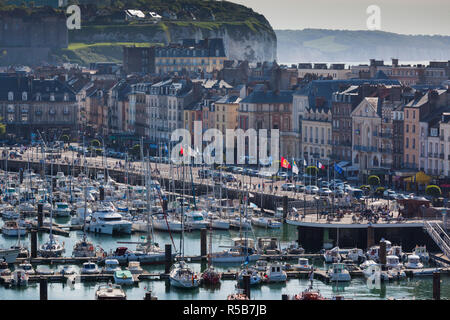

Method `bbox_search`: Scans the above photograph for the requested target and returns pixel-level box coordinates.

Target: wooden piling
[37,203,43,228]
[281,294,289,300]
[433,272,440,300]
[243,274,251,300]
[30,230,37,258]
[282,196,288,220]
[367,226,374,249]
[200,228,207,258]
[99,186,104,201]
[165,244,172,274]
[379,240,387,266]
[39,277,48,300]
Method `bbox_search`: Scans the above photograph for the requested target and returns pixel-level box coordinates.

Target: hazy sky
[232,0,450,36]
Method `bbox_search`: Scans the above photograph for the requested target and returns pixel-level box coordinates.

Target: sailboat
[201,212,221,285]
[169,160,200,289]
[73,180,103,258]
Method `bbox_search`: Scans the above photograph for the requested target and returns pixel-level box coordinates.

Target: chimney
[392,58,399,67]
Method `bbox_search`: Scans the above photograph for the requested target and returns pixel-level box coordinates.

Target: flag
[164,144,168,153]
[334,163,343,174]
[179,146,184,156]
[317,161,325,170]
[281,157,291,169]
[292,161,299,175]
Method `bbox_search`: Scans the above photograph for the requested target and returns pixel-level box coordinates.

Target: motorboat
[95,283,127,300]
[102,259,120,274]
[386,255,403,269]
[19,262,35,275]
[254,260,268,272]
[72,238,103,258]
[0,261,11,275]
[71,207,92,225]
[81,262,100,274]
[323,247,341,263]
[169,260,200,289]
[283,243,305,255]
[327,263,351,282]
[389,245,407,262]
[387,267,406,280]
[251,216,282,229]
[184,210,209,230]
[346,248,366,263]
[152,215,184,232]
[87,206,132,235]
[11,269,29,286]
[413,245,429,263]
[292,258,312,271]
[360,260,377,270]
[36,265,54,275]
[127,261,143,274]
[59,265,76,275]
[2,209,19,220]
[227,289,249,300]
[261,262,287,282]
[210,238,260,264]
[201,266,221,285]
[257,237,281,255]
[54,202,71,217]
[293,283,327,300]
[366,240,392,262]
[1,221,27,237]
[405,255,424,269]
[114,270,134,285]
[238,267,262,285]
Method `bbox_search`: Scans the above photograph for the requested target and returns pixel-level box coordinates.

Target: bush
[368,175,380,187]
[360,185,371,191]
[91,139,101,147]
[425,185,442,198]
[375,187,385,196]
[306,166,318,176]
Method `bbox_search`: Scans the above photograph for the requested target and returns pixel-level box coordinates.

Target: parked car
[295,185,305,193]
[319,187,333,196]
[198,169,212,179]
[305,185,319,194]
[383,189,397,199]
[281,183,295,191]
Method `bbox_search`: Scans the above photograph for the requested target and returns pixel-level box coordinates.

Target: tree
[130,144,140,158]
[367,175,380,187]
[91,139,101,147]
[305,166,318,176]
[61,134,70,144]
[425,185,441,198]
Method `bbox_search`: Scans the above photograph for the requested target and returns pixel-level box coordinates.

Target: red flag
[281,157,291,169]
[179,146,184,156]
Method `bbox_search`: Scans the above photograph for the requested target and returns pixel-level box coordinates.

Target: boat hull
[0,249,20,263]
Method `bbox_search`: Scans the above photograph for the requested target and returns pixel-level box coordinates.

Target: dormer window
[36,93,41,101]
[8,91,13,101]
[50,93,55,101]
[22,92,27,101]
[64,93,69,101]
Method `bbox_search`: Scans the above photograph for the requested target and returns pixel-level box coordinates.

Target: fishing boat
[261,261,287,283]
[323,247,341,263]
[19,262,35,275]
[327,263,351,282]
[405,255,424,269]
[413,245,429,263]
[81,262,100,274]
[11,269,29,286]
[95,283,127,300]
[114,270,134,285]
[169,260,200,289]
[103,259,121,274]
[54,202,71,217]
[1,221,27,237]
[292,258,312,271]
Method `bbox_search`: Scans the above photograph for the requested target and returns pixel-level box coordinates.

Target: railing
[424,221,450,259]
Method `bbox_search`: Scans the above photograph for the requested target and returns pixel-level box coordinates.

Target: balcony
[353,145,378,152]
[434,153,439,158]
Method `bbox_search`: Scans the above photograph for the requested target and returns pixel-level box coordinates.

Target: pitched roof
[240,90,293,104]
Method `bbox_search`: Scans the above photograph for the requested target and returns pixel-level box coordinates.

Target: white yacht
[346,248,365,263]
[54,202,71,217]
[405,255,424,269]
[204,212,230,230]
[210,238,260,264]
[87,206,132,235]
[169,260,200,289]
[38,235,65,257]
[262,262,287,282]
[413,246,429,263]
[152,214,184,232]
[229,216,252,230]
[71,207,92,226]
[327,263,351,282]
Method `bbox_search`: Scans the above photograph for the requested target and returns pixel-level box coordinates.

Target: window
[22,92,27,101]
[406,138,409,148]
[8,92,13,101]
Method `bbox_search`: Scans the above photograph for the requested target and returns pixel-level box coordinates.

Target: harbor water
[1,218,449,300]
